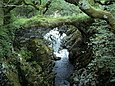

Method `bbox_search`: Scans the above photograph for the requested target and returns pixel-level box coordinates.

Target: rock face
[0,27,54,86]
[0,22,114,86]
[66,21,115,86]
[65,25,93,69]
[44,28,74,86]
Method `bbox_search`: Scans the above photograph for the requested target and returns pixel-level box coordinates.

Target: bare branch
[4,0,23,12]
[22,0,40,10]
[43,0,52,14]
[3,4,24,7]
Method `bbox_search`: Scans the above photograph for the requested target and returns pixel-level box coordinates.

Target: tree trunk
[65,0,115,33]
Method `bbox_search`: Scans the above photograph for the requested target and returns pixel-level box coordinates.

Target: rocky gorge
[0,0,115,86]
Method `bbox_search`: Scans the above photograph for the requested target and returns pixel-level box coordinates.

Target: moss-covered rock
[13,27,54,86]
[0,26,54,86]
[27,38,52,68]
[13,13,90,29]
[70,19,115,86]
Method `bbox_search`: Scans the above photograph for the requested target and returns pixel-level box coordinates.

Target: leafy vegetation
[0,0,115,86]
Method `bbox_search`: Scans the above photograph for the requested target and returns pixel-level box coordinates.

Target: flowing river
[44,28,74,86]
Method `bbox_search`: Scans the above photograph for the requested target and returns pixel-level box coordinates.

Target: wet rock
[13,27,50,49]
[69,20,115,86]
[53,57,61,61]
[65,25,93,69]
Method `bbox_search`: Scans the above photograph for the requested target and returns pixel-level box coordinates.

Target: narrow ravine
[44,28,74,86]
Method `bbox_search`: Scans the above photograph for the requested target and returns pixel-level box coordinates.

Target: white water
[44,28,74,86]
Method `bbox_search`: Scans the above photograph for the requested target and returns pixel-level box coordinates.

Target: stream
[44,28,74,86]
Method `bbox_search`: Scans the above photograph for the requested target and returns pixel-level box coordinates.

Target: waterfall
[44,28,74,86]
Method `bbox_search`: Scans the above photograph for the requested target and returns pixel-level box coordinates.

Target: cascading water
[44,28,74,86]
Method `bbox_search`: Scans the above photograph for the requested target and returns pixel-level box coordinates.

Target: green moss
[13,17,29,28]
[0,26,12,59]
[6,70,21,86]
[13,13,90,29]
[27,38,52,59]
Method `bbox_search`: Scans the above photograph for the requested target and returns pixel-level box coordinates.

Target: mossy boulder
[27,38,53,68]
[0,27,54,86]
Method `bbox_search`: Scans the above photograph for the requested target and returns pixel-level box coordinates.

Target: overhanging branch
[3,0,23,12]
[64,0,115,33]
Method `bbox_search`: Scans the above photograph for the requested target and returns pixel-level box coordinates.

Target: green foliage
[0,5,3,25]
[0,26,12,59]
[0,24,54,86]
[10,0,80,21]
[89,20,114,58]
[46,0,80,16]
[1,0,115,85]
[87,20,115,85]
[12,5,37,18]
[106,2,115,15]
